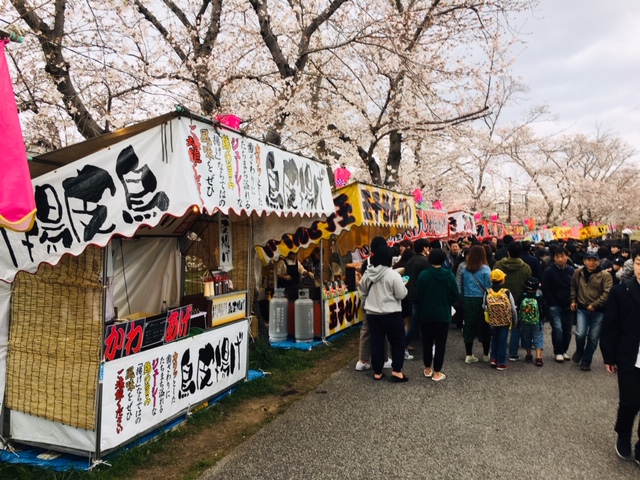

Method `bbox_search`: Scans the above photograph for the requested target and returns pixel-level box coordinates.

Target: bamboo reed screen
[6,245,104,430]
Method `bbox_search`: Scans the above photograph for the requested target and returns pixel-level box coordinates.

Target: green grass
[0,329,358,480]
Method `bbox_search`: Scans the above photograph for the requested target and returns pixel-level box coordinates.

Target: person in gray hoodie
[358,245,409,382]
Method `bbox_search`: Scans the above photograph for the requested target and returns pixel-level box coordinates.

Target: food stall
[255,182,417,339]
[0,110,334,461]
[503,223,525,240]
[477,219,506,241]
[447,210,477,239]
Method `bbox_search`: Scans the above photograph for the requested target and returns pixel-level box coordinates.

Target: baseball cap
[490,269,506,282]
[584,252,599,260]
[525,277,539,291]
[613,257,625,267]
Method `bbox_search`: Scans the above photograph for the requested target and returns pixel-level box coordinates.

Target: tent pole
[94,248,109,462]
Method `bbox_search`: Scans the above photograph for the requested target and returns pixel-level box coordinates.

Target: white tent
[0,110,334,459]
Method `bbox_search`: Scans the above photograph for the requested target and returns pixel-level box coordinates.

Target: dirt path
[130,333,359,480]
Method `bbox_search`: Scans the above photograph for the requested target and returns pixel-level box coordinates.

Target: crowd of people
[354,233,640,465]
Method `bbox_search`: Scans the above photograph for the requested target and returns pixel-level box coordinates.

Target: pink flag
[215,114,242,130]
[412,188,423,205]
[0,40,36,232]
[334,167,351,188]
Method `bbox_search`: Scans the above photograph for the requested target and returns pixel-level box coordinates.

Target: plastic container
[294,289,314,343]
[269,288,289,342]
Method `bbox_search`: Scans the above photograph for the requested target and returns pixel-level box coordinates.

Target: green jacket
[416,266,460,322]
[570,267,612,311]
[493,257,532,305]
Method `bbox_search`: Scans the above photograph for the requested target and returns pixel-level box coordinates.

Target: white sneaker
[562,353,571,361]
[482,355,490,363]
[355,360,371,371]
[465,355,479,364]
[555,354,564,363]
[383,358,393,369]
[404,349,414,360]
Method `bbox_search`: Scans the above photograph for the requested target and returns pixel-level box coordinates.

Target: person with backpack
[493,241,532,362]
[600,251,640,464]
[519,277,546,367]
[458,245,492,364]
[485,269,518,371]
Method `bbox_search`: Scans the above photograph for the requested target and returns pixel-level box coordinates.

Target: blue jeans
[520,324,544,350]
[548,305,573,355]
[574,309,604,366]
[491,326,510,365]
[508,324,521,358]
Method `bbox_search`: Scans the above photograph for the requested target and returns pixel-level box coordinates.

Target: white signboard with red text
[100,319,248,451]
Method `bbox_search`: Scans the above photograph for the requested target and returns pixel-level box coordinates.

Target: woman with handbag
[458,245,492,364]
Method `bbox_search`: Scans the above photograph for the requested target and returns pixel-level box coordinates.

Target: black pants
[368,311,406,374]
[615,367,640,452]
[421,321,450,372]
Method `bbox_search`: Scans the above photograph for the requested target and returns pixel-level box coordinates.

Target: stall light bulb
[192,205,200,214]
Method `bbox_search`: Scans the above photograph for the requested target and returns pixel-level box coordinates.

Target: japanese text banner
[179,119,334,219]
[101,319,248,451]
[0,126,198,283]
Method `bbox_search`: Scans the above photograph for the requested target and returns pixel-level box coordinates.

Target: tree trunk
[384,130,402,188]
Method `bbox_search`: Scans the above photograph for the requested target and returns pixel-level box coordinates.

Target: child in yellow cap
[485,269,518,370]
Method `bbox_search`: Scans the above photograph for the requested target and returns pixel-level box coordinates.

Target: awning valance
[255,182,417,264]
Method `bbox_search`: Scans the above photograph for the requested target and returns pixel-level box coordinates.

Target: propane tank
[294,289,315,343]
[269,288,289,342]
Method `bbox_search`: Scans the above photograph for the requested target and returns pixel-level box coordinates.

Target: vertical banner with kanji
[219,214,233,270]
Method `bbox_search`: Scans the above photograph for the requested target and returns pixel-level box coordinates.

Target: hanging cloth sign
[0,39,36,232]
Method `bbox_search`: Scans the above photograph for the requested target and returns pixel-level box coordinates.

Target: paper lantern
[215,114,242,130]
[412,188,424,205]
[432,199,443,210]
[490,214,498,222]
[474,212,482,221]
[561,221,567,227]
[334,167,351,188]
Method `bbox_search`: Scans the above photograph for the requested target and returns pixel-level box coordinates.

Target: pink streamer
[0,39,36,231]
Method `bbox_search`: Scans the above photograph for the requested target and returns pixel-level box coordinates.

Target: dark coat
[404,254,430,304]
[542,262,575,308]
[601,279,640,371]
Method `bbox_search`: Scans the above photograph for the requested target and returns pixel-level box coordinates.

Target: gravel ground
[200,324,640,480]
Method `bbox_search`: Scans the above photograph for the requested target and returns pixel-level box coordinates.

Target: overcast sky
[506,0,640,158]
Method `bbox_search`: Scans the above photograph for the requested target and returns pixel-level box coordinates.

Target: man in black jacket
[601,253,640,464]
[403,239,431,350]
[542,247,575,363]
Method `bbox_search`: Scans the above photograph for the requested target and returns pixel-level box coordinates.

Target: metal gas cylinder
[269,288,289,342]
[294,289,315,343]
